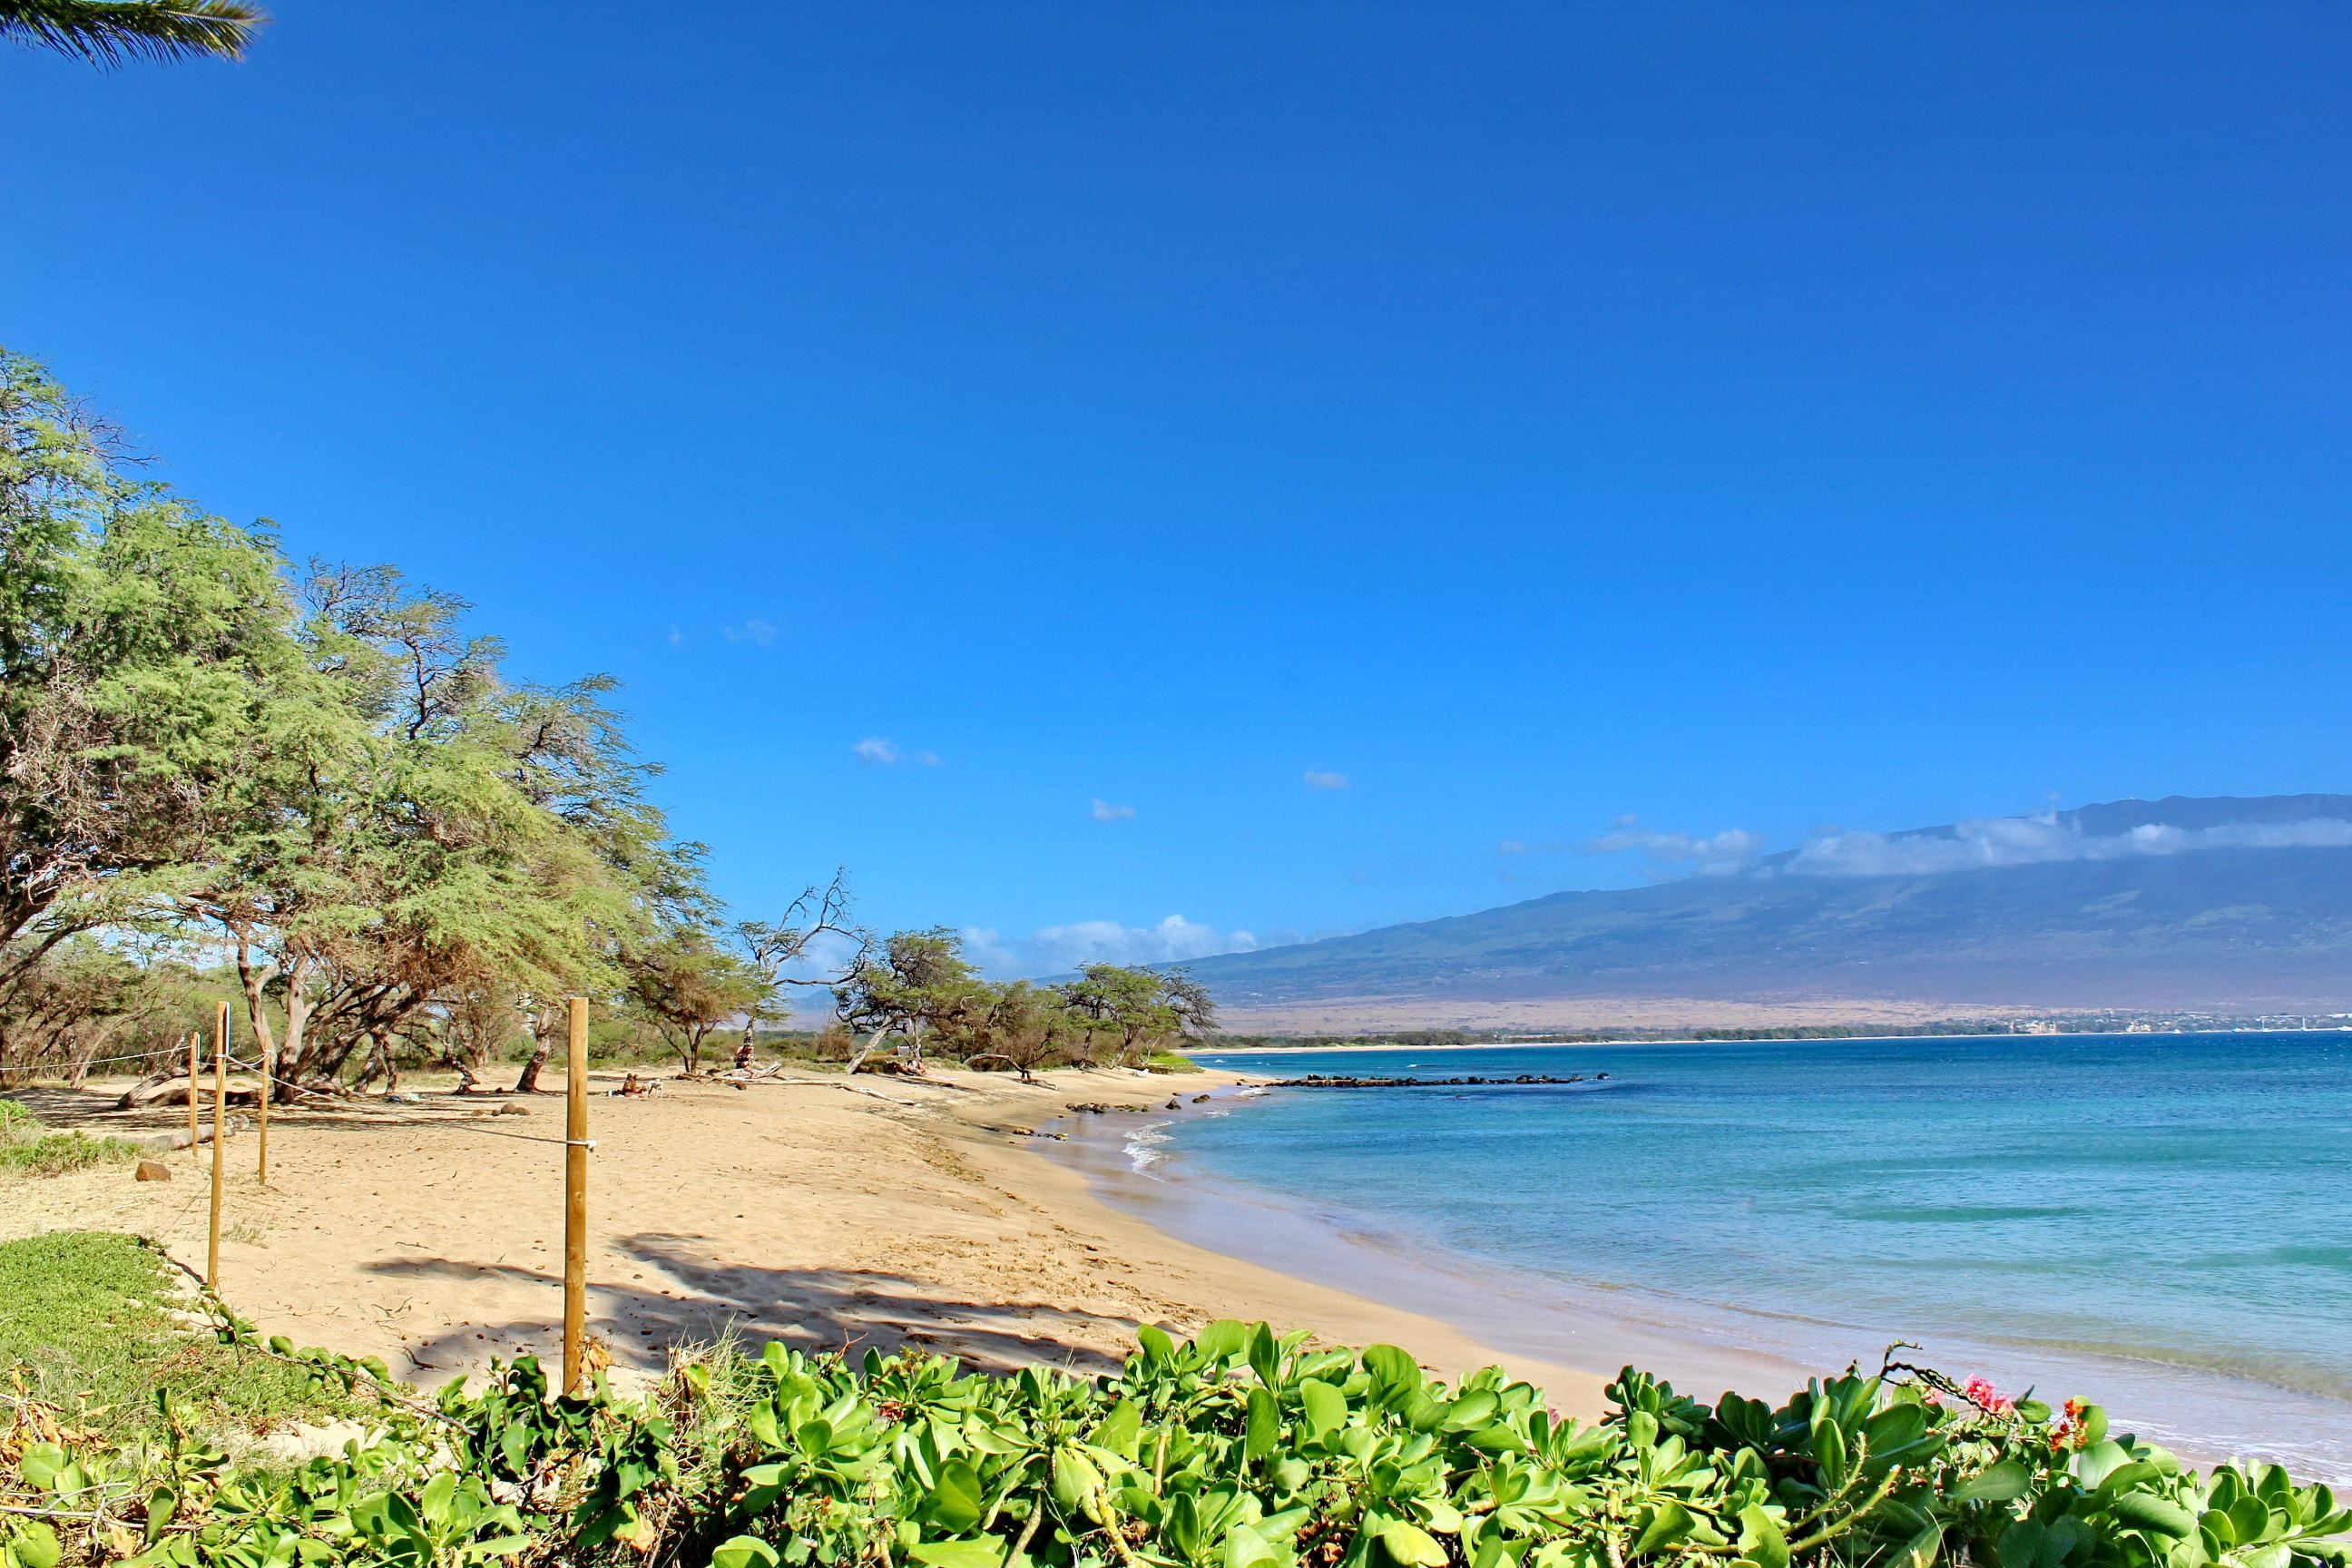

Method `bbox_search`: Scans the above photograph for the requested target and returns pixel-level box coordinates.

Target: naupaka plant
[3,1303,2345,1568]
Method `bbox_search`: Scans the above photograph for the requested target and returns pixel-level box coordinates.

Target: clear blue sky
[5,3,2347,973]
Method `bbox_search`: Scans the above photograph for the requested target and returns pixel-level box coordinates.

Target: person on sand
[734,1039,756,1073]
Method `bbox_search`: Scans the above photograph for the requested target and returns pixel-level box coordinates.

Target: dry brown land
[0,1067,1611,1414]
[1213,995,2021,1035]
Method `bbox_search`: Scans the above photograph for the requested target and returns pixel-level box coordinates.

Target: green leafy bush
[0,1099,142,1176]
[1,1303,2343,1568]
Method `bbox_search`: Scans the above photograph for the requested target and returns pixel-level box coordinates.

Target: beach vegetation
[0,1232,349,1446]
[3,1273,2343,1568]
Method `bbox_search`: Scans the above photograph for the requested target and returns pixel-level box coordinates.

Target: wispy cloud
[721,617,778,647]
[1583,819,1763,877]
[1788,815,2352,877]
[1090,798,1138,822]
[668,624,687,647]
[961,916,1259,976]
[853,738,942,767]
[1303,769,1350,791]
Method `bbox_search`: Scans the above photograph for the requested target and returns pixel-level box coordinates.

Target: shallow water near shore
[1054,1031,2352,1482]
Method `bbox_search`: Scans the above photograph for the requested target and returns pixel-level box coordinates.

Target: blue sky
[5,3,2348,973]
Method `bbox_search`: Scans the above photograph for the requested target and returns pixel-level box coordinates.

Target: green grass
[0,1095,144,1175]
[0,1231,358,1442]
[1142,1049,1206,1073]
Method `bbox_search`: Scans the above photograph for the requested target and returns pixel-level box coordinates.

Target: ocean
[1059,1031,2352,1481]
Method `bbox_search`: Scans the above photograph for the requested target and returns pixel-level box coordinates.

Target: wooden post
[206,1001,228,1289]
[562,995,589,1395]
[254,1030,270,1187]
[186,1030,201,1158]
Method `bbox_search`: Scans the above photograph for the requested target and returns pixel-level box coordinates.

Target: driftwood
[141,1114,250,1153]
[117,1070,348,1111]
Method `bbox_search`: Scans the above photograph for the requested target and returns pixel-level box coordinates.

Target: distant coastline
[1191,1021,2352,1052]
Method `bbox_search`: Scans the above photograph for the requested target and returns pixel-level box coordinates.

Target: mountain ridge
[1181,794,2352,1023]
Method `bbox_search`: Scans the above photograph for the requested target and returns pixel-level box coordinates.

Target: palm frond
[0,0,268,66]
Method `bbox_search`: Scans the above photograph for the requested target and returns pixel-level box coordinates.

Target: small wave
[1125,1120,1174,1172]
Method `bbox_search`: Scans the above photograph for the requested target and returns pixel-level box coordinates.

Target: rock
[134,1160,172,1182]
[495,1101,531,1116]
[1192,1094,1210,1102]
[1267,1073,1591,1090]
[1165,1097,1181,1109]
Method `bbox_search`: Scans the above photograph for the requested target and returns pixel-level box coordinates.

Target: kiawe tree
[1056,963,1218,1066]
[0,352,310,1075]
[833,927,987,1074]
[735,869,870,1058]
[624,929,767,1076]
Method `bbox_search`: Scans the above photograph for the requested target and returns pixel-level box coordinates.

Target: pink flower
[1963,1377,2015,1416]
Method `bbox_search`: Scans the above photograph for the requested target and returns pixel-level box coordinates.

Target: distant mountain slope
[1184,795,2352,1016]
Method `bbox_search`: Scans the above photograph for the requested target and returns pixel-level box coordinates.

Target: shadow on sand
[367,1231,1139,1379]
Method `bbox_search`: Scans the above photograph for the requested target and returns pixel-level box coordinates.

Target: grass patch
[0,1231,357,1442]
[1142,1049,1206,1073]
[0,1096,145,1176]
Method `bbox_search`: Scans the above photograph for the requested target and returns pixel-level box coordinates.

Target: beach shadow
[371,1233,1139,1379]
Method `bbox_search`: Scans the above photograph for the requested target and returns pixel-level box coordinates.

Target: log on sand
[116,1072,347,1111]
[142,1114,251,1153]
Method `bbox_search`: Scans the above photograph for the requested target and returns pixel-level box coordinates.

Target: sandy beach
[0,1067,1612,1415]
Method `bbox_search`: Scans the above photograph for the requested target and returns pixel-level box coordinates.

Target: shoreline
[1192,1024,2352,1054]
[0,1067,1611,1414]
[1069,1054,2352,1484]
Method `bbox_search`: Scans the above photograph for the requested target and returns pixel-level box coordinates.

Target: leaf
[1888,1524,1942,1568]
[9,1522,62,1568]
[1196,1319,1251,1363]
[16,1445,65,1492]
[1382,1522,1450,1567]
[929,1458,985,1533]
[1634,1503,1694,1556]
[1138,1323,1176,1364]
[1737,1506,1789,1568]
[1246,1386,1281,1460]
[1092,1397,1142,1461]
[1052,1446,1105,1521]
[1957,1461,2032,1504]
[1249,1321,1282,1391]
[1299,1377,1348,1437]
[1224,1523,1280,1568]
[2109,1494,2198,1539]
[910,1542,1006,1568]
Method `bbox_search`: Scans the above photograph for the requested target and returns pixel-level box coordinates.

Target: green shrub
[3,1292,2343,1568]
[0,1098,142,1176]
[0,1233,357,1449]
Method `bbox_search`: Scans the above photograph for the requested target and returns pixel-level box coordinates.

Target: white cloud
[853,739,941,767]
[667,624,686,647]
[1496,838,1528,855]
[1090,798,1137,822]
[1787,814,2352,877]
[1583,821,1763,876]
[1304,769,1350,790]
[961,916,1259,976]
[722,617,778,647]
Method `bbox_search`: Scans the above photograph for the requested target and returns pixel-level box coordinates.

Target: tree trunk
[234,938,280,1094]
[842,1023,895,1076]
[514,1010,556,1093]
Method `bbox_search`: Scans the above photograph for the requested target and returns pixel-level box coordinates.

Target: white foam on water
[1124,1120,1174,1172]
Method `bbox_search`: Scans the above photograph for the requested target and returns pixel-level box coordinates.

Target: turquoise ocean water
[1071,1033,2352,1480]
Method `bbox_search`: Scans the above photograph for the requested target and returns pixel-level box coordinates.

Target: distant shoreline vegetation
[1194,1016,2352,1050]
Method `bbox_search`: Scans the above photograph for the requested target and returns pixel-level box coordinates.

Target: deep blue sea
[1083,1033,2352,1479]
